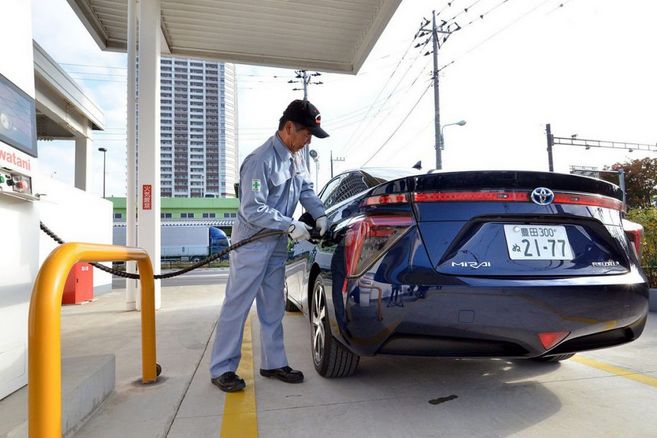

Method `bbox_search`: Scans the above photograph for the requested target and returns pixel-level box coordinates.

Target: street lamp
[440,120,466,150]
[98,147,107,198]
[309,149,320,188]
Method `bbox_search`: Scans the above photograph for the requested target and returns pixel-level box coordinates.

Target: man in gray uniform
[210,99,329,392]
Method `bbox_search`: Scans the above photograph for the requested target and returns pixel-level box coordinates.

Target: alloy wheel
[311,280,326,365]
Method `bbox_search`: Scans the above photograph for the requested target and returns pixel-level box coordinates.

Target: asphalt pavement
[14,281,657,437]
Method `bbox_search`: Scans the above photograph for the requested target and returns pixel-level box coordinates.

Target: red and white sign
[142,184,152,210]
[0,143,32,176]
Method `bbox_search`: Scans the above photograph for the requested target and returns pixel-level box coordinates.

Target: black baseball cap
[281,99,329,138]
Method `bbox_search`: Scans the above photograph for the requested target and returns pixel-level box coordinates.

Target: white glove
[288,220,312,241]
[316,215,328,237]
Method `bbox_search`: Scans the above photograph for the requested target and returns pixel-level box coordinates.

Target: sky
[31,0,657,197]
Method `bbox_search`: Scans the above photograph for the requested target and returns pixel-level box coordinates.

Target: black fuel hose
[40,221,286,280]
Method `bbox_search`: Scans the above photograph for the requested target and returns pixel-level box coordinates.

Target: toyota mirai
[284,169,649,377]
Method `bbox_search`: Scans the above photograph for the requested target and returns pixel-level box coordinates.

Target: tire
[310,275,359,377]
[284,281,300,312]
[532,353,575,363]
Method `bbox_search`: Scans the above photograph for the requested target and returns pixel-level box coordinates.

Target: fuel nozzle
[298,212,331,243]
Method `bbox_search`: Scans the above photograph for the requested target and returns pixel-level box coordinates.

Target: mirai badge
[531,187,555,205]
[452,261,491,269]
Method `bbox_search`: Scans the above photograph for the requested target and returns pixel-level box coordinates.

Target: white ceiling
[66,0,401,73]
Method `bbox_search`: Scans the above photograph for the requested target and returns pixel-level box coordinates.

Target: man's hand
[288,220,312,241]
[316,215,328,237]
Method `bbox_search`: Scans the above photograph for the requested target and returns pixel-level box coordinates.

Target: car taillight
[622,219,643,260]
[362,194,408,206]
[344,215,415,278]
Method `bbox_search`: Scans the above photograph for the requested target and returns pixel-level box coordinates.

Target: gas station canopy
[66,0,402,73]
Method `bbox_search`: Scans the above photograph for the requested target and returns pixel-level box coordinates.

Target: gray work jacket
[232,133,325,241]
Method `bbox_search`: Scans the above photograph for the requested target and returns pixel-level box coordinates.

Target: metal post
[137,0,162,310]
[432,10,442,170]
[618,168,626,205]
[546,123,554,172]
[302,70,310,171]
[302,70,308,100]
[330,150,334,178]
[74,136,93,191]
[98,147,107,197]
[28,243,158,438]
[126,0,138,310]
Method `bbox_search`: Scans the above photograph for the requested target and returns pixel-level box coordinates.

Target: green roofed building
[109,196,239,230]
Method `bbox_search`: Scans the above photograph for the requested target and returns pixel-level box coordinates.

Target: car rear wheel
[284,281,300,312]
[310,275,359,377]
[532,353,575,363]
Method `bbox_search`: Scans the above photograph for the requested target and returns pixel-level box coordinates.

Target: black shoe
[211,371,246,392]
[259,366,304,383]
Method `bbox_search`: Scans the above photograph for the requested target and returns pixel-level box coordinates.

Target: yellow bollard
[28,242,157,438]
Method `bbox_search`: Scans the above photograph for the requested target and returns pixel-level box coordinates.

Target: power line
[436,0,462,18]
[361,82,433,167]
[457,0,513,32]
[342,59,433,158]
[439,0,560,71]
[446,0,485,21]
[60,62,127,70]
[339,33,434,156]
[337,27,424,154]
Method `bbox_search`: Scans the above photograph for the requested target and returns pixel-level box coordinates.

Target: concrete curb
[650,289,657,313]
[0,355,115,438]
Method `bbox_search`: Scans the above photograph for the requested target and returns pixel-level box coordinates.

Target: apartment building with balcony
[159,57,237,198]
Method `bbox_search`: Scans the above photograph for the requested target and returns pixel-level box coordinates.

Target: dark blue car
[284,168,649,377]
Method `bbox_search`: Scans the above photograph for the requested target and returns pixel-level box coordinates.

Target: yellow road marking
[572,355,657,388]
[220,316,258,438]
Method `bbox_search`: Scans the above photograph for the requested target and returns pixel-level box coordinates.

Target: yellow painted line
[572,355,657,388]
[220,316,258,438]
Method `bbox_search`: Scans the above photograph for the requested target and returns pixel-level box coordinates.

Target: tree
[604,158,657,208]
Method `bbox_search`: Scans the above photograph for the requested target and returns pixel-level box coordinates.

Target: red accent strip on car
[413,191,529,202]
[412,190,624,210]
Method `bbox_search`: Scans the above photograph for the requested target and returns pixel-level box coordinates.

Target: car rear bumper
[342,280,649,358]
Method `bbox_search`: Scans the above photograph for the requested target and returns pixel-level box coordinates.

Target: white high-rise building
[159,57,238,198]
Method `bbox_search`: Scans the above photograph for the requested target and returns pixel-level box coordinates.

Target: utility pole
[289,70,324,172]
[330,150,345,178]
[290,70,323,100]
[418,11,460,169]
[546,123,554,172]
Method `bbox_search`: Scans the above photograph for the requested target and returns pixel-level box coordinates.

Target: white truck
[113,223,231,262]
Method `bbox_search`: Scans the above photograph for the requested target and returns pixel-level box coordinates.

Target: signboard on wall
[142,184,152,210]
[0,72,37,158]
[0,143,32,177]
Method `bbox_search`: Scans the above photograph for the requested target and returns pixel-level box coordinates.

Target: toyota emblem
[530,187,555,205]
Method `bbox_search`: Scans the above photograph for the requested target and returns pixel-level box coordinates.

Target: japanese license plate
[504,224,574,260]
